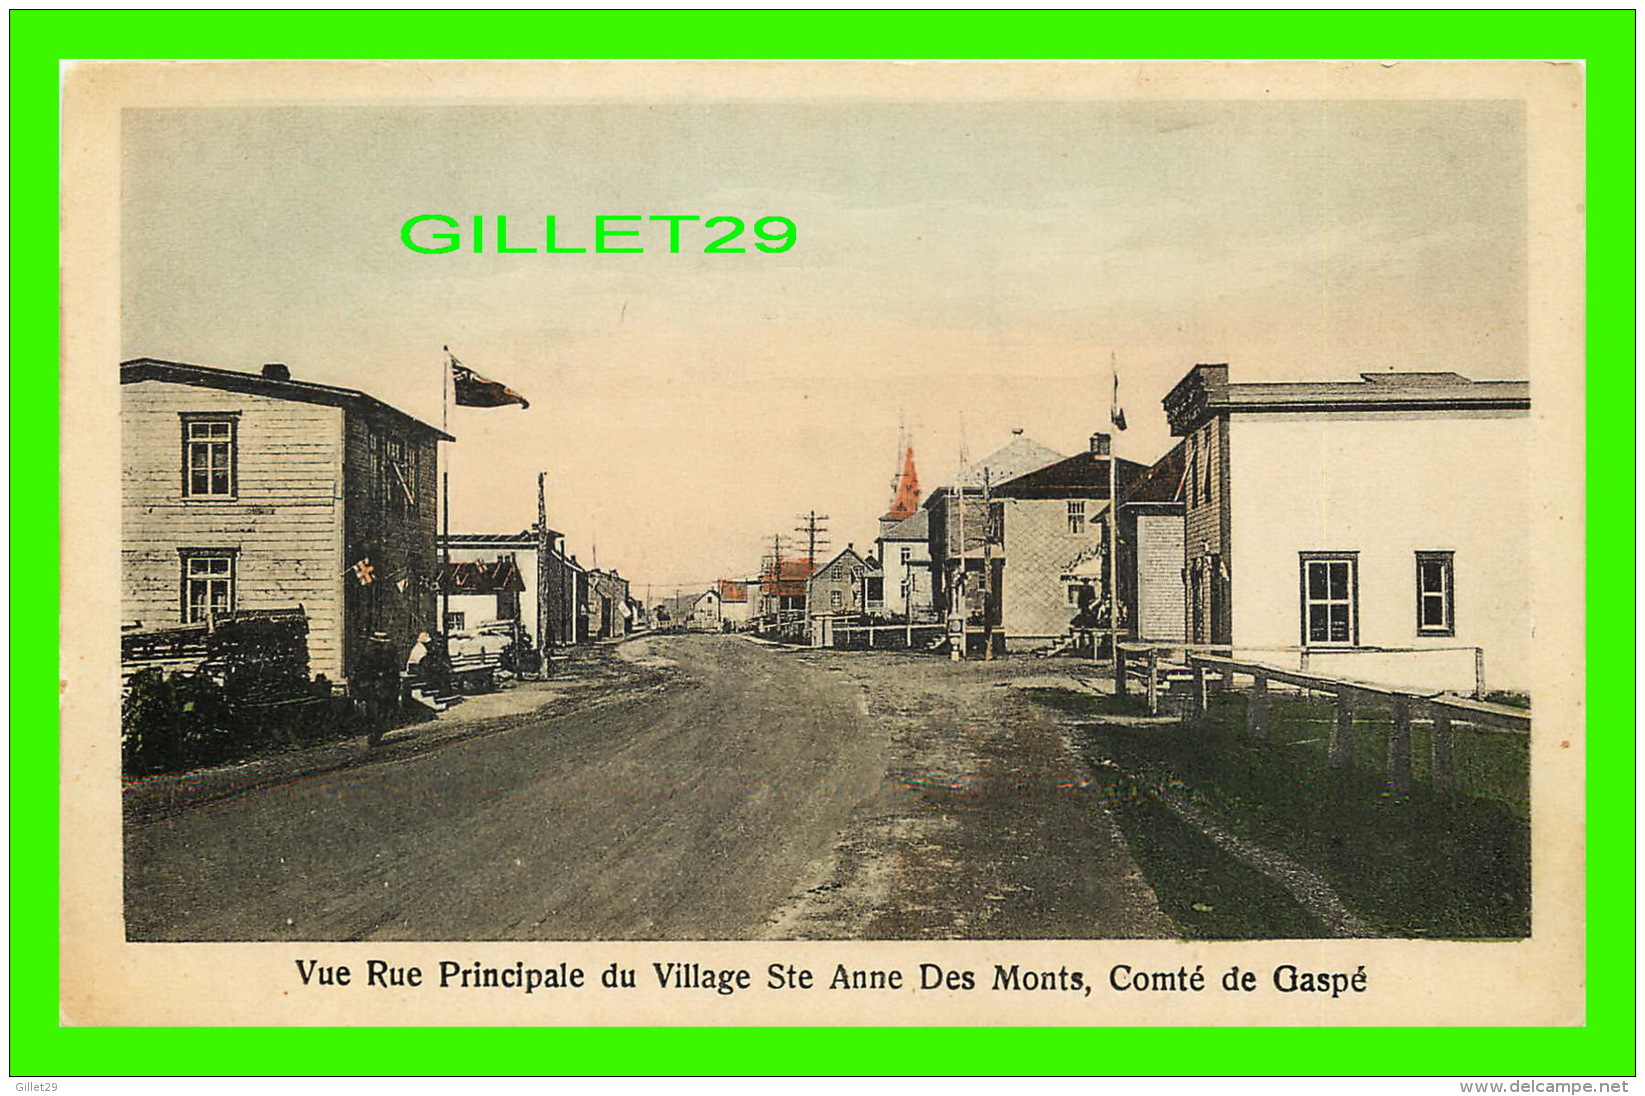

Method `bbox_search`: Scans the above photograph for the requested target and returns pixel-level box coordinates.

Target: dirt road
[124,635,1171,941]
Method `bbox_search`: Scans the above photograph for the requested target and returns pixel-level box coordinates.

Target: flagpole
[1108,351,1121,662]
[441,346,451,633]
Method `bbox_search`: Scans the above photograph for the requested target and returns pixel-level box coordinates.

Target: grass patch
[1095,766,1333,939]
[1020,686,1151,718]
[1029,688,1530,939]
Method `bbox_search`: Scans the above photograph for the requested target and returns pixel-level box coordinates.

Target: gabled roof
[716,579,749,603]
[122,357,454,441]
[1120,441,1187,506]
[993,451,1150,500]
[440,558,525,595]
[951,434,1066,489]
[809,546,870,582]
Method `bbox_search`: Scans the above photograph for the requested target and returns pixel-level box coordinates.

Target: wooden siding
[122,382,348,679]
[341,414,441,678]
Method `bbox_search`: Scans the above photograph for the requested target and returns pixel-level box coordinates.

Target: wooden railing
[1161,651,1528,793]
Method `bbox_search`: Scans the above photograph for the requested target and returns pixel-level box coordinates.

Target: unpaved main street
[124,635,1172,941]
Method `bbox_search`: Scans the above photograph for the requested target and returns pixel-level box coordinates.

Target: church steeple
[886,443,921,520]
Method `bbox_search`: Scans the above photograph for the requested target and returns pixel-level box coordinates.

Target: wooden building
[121,358,450,682]
[1162,363,1532,693]
[806,545,878,618]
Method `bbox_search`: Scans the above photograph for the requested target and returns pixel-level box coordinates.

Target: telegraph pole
[795,511,830,621]
[982,467,994,660]
[537,471,552,671]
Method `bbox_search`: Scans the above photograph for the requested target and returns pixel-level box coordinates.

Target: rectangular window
[829,590,843,611]
[1067,501,1086,535]
[1300,553,1358,646]
[1416,551,1455,636]
[445,611,466,633]
[181,550,235,623]
[900,546,912,565]
[182,416,236,498]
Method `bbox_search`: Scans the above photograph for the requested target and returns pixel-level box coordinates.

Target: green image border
[12,9,1634,1078]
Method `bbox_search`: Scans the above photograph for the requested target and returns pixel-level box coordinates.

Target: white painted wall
[1227,410,1530,693]
[447,544,540,644]
[875,535,933,619]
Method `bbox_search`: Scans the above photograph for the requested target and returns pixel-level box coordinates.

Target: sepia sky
[123,95,1527,593]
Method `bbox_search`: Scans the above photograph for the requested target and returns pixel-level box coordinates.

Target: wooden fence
[1115,644,1529,794]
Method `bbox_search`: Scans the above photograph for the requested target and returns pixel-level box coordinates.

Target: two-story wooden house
[121,358,450,683]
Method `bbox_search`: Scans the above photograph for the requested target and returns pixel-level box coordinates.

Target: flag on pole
[1110,352,1128,431]
[446,346,530,409]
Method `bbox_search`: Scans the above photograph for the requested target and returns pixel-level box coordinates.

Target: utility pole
[795,511,830,622]
[537,471,552,672]
[441,470,451,632]
[771,532,783,622]
[982,467,994,660]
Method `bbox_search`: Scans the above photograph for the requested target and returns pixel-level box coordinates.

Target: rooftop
[122,357,453,441]
[1164,364,1531,435]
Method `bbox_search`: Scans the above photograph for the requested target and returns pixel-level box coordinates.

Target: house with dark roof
[1163,363,1531,693]
[987,433,1150,649]
[806,546,880,619]
[121,357,451,682]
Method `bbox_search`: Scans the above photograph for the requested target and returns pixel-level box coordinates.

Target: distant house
[587,569,631,640]
[689,587,723,631]
[758,558,814,620]
[1162,363,1531,693]
[990,433,1149,648]
[715,579,752,629]
[438,556,526,638]
[121,357,450,683]
[806,546,877,618]
[876,509,935,621]
[925,431,1068,645]
[442,528,592,650]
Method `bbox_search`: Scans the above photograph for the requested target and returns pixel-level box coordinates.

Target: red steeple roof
[885,445,921,520]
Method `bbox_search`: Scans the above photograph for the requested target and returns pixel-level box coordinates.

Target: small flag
[1110,352,1128,431]
[447,346,529,409]
[352,558,375,585]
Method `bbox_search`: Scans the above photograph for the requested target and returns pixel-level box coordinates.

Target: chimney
[1091,432,1112,457]
[261,363,291,381]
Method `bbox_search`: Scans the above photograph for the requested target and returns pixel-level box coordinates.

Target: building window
[829,590,844,611]
[1300,553,1358,646]
[445,611,466,633]
[900,546,912,566]
[182,416,236,498]
[381,435,416,517]
[1066,583,1086,606]
[1067,501,1086,535]
[1416,551,1455,636]
[181,550,235,622]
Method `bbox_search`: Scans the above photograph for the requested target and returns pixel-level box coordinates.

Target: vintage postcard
[61,59,1585,1027]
